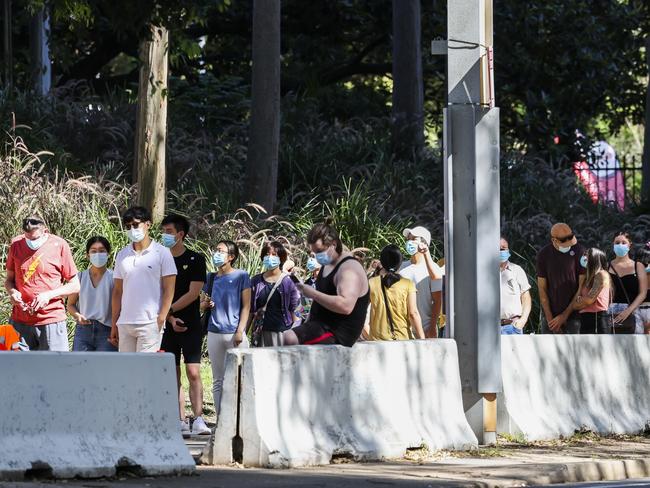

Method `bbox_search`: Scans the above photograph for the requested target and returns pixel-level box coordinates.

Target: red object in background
[573,160,625,210]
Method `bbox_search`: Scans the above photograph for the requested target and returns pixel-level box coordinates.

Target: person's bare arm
[408,291,425,339]
[31,275,81,312]
[301,264,365,315]
[362,304,371,340]
[233,287,252,346]
[615,262,648,323]
[157,275,176,330]
[67,291,90,325]
[4,268,23,307]
[170,281,204,314]
[572,273,604,310]
[537,277,553,323]
[516,290,532,329]
[110,278,123,347]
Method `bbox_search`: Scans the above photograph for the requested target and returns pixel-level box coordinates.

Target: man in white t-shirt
[399,226,443,338]
[500,237,531,334]
[110,206,177,352]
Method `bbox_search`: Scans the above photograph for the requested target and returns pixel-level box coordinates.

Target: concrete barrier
[500,335,650,440]
[0,352,195,480]
[207,340,477,467]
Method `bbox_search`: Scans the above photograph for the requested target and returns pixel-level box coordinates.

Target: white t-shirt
[500,262,531,320]
[114,241,177,325]
[399,260,443,331]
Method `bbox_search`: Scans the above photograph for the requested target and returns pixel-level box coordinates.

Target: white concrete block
[0,352,195,480]
[500,335,650,440]
[224,340,477,467]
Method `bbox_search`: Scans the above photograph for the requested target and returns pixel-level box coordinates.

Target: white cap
[403,226,431,246]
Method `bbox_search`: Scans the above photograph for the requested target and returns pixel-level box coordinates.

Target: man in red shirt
[4,216,80,350]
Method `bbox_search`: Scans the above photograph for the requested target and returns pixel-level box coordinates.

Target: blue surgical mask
[212,252,227,268]
[263,255,281,270]
[25,234,48,251]
[161,233,177,248]
[406,240,418,256]
[315,250,332,266]
[89,252,109,268]
[126,227,145,243]
[558,246,571,254]
[499,250,511,263]
[306,257,318,272]
[580,255,588,269]
[613,244,629,257]
[646,265,650,274]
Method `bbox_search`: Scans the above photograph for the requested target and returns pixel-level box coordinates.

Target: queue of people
[4,208,650,433]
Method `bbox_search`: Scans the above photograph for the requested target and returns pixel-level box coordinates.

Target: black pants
[541,313,581,334]
[579,311,610,334]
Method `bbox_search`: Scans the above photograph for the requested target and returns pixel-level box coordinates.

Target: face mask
[161,233,177,248]
[25,234,48,251]
[558,246,571,254]
[646,265,650,274]
[89,252,109,268]
[212,252,227,268]
[613,244,629,257]
[263,255,281,270]
[306,257,318,272]
[406,240,418,256]
[126,227,145,243]
[315,250,332,266]
[499,250,511,263]
[580,255,588,269]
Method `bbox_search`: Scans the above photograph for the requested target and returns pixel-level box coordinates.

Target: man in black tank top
[283,222,370,347]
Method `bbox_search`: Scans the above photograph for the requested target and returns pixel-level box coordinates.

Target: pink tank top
[580,281,610,313]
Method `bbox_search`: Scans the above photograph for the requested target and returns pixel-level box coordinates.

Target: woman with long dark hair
[636,244,650,334]
[608,231,647,333]
[364,244,425,340]
[573,247,612,334]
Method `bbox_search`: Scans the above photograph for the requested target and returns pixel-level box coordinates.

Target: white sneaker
[191,416,211,435]
[180,419,191,436]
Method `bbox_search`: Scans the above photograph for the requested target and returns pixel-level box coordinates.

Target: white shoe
[180,419,191,436]
[191,416,211,435]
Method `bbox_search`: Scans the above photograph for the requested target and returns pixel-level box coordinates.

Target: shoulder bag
[250,274,287,347]
[200,272,217,336]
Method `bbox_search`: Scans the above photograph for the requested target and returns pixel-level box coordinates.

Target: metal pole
[443,0,501,444]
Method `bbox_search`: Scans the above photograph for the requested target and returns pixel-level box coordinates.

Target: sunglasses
[124,221,143,230]
[22,218,44,230]
[553,233,575,243]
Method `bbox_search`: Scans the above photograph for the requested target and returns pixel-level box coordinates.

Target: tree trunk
[391,0,424,159]
[29,7,51,96]
[134,24,168,223]
[3,0,12,89]
[245,0,281,214]
[642,38,650,207]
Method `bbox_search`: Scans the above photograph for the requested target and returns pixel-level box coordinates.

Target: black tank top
[609,262,639,304]
[310,256,370,347]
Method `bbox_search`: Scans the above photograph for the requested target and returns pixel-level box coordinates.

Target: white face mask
[89,252,109,268]
[25,234,48,251]
[558,246,571,254]
[127,227,145,243]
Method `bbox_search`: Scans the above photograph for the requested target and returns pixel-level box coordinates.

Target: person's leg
[93,322,118,351]
[501,324,522,335]
[207,332,232,415]
[540,316,554,334]
[10,321,38,350]
[117,324,138,352]
[134,322,164,353]
[186,363,203,418]
[72,323,95,351]
[563,314,582,334]
[282,329,299,345]
[41,321,69,351]
[579,312,596,334]
[261,330,283,347]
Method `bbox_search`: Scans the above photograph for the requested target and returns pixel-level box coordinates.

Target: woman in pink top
[573,248,612,334]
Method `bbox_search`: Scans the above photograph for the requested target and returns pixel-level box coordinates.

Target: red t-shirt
[6,234,78,326]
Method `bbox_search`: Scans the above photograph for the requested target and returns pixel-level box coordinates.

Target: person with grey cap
[399,226,443,338]
[4,215,80,351]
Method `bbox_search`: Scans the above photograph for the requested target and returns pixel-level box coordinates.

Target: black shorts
[292,321,337,345]
[160,325,203,365]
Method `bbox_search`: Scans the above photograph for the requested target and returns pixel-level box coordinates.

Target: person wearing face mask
[636,246,650,334]
[249,241,301,347]
[68,236,116,351]
[159,214,210,436]
[398,226,443,338]
[571,248,612,334]
[110,206,177,352]
[536,223,586,334]
[304,254,321,288]
[200,240,251,414]
[499,237,532,335]
[283,220,370,347]
[607,231,647,334]
[5,215,80,351]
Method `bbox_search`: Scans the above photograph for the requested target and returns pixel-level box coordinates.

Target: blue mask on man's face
[406,240,418,256]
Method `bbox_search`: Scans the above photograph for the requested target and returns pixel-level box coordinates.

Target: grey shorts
[10,320,69,351]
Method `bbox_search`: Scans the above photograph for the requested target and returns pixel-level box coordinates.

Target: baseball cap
[403,226,431,246]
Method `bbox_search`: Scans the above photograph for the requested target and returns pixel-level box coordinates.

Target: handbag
[200,273,217,336]
[608,263,637,334]
[250,274,287,347]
